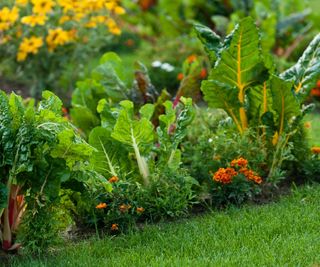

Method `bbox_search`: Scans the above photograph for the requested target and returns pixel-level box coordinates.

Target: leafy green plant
[136,169,198,221]
[195,17,320,182]
[89,96,195,184]
[70,52,162,136]
[0,90,95,252]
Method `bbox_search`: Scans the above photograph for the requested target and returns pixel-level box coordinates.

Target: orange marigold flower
[240,168,262,184]
[317,80,320,88]
[177,73,184,81]
[136,207,145,213]
[187,54,197,64]
[310,88,320,97]
[311,147,320,154]
[200,68,207,79]
[61,107,68,114]
[213,167,237,184]
[111,223,119,231]
[231,157,248,168]
[304,121,311,129]
[109,176,119,183]
[119,204,131,212]
[96,203,107,209]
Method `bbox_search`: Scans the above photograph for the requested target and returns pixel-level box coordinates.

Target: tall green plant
[195,17,320,181]
[0,90,94,251]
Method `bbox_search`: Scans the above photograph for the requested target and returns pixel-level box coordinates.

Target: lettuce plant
[0,90,94,251]
[195,17,319,181]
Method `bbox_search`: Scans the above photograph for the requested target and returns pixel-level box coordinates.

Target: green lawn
[9,184,320,267]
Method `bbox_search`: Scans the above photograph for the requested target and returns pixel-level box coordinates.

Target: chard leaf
[91,52,129,102]
[38,90,63,114]
[97,99,118,129]
[159,101,176,132]
[139,104,155,121]
[201,17,269,132]
[9,93,24,131]
[89,127,129,178]
[111,101,154,184]
[70,106,100,136]
[270,76,301,136]
[201,80,242,132]
[50,129,93,169]
[111,110,154,150]
[194,23,221,64]
[211,17,268,92]
[280,33,320,98]
[247,81,274,124]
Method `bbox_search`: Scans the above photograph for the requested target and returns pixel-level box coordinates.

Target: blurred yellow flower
[31,0,55,14]
[0,7,19,30]
[21,14,47,27]
[17,36,43,61]
[46,27,72,51]
[59,15,72,24]
[16,0,29,6]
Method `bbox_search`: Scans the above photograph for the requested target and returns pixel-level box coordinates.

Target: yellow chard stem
[237,31,248,132]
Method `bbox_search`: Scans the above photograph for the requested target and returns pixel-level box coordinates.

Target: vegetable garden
[0,0,319,264]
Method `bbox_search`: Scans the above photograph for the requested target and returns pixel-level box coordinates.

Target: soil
[0,77,30,98]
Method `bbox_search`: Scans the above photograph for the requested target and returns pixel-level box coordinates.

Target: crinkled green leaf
[194,23,221,64]
[50,129,93,169]
[280,33,320,98]
[38,90,63,114]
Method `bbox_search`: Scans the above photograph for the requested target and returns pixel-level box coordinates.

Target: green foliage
[137,169,198,221]
[18,201,63,254]
[0,90,94,251]
[70,52,162,136]
[196,17,319,184]
[280,34,320,99]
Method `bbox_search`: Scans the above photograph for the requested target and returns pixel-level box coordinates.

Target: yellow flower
[31,0,55,14]
[114,6,125,15]
[17,51,28,61]
[105,18,121,35]
[21,14,47,27]
[59,15,72,24]
[46,27,72,51]
[0,7,19,30]
[0,22,10,31]
[16,0,29,6]
[17,36,43,61]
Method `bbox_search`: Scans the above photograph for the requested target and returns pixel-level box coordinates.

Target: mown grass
[9,184,320,267]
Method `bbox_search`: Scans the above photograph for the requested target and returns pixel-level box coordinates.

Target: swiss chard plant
[0,90,96,251]
[195,17,320,181]
[89,97,195,186]
[71,52,164,136]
